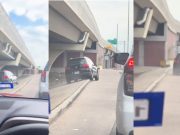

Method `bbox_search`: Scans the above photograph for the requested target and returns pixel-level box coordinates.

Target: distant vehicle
[39,63,49,100]
[0,70,18,84]
[65,57,99,83]
[115,53,133,135]
[173,53,180,75]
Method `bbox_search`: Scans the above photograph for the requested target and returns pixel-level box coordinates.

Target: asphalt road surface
[135,69,180,135]
[0,74,41,98]
[15,74,41,98]
[50,69,121,135]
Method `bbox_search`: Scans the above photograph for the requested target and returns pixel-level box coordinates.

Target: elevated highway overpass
[0,4,35,75]
[49,0,115,72]
[134,0,180,66]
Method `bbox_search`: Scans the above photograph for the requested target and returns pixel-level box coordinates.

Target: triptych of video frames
[0,0,180,135]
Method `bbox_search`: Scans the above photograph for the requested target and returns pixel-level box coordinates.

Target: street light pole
[127,0,130,52]
[116,24,118,53]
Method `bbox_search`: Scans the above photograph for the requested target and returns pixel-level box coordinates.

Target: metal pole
[124,41,125,52]
[116,24,118,52]
[127,0,130,52]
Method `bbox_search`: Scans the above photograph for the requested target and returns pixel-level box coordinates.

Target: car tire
[116,128,121,135]
[95,72,99,81]
[89,72,93,81]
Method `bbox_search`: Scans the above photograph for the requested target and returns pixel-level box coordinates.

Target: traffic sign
[105,45,113,49]
[107,38,117,45]
[134,92,165,127]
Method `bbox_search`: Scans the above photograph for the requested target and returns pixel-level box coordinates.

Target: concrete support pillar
[139,40,144,66]
[3,43,10,52]
[15,53,22,66]
[64,51,67,67]
[7,46,12,54]
[164,23,168,61]
[49,48,64,71]
[5,53,22,66]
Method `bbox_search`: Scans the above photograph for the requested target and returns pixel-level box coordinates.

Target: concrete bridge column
[138,40,144,66]
[49,48,64,71]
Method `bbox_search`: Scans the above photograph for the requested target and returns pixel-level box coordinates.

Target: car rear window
[68,58,86,66]
[4,71,13,76]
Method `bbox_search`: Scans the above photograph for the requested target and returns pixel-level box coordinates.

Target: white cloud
[0,0,48,22]
[17,25,48,68]
[0,0,48,68]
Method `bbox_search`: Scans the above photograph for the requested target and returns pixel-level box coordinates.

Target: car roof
[3,70,13,74]
[3,70,11,72]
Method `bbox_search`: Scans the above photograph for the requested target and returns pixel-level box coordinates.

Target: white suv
[0,70,17,84]
[114,53,134,135]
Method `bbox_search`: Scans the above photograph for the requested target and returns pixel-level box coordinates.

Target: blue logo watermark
[134,92,165,127]
[0,83,14,90]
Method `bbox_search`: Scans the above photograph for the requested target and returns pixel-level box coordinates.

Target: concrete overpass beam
[49,33,90,70]
[49,50,64,70]
[49,6,81,43]
[15,53,21,66]
[3,42,10,52]
[149,19,158,34]
[7,45,12,54]
[6,53,21,66]
[135,8,153,38]
[19,59,31,67]
[50,32,89,51]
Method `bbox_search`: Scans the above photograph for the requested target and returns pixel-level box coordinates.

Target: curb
[49,80,90,123]
[145,68,171,92]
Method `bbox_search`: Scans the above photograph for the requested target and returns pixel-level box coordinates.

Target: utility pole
[116,24,118,53]
[127,0,130,52]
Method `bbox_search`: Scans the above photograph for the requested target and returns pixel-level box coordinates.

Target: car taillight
[82,64,89,68]
[3,75,8,80]
[41,71,46,82]
[124,57,134,97]
[127,57,134,69]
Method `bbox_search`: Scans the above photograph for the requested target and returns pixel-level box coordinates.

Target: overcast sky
[87,0,133,52]
[87,0,180,52]
[0,0,48,69]
[166,0,180,21]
